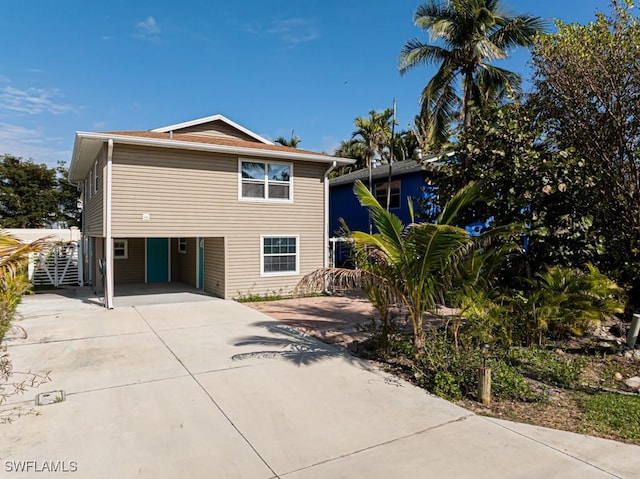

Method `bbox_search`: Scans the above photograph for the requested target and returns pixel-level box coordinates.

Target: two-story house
[69,114,353,307]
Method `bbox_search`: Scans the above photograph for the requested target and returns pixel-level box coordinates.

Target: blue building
[329,157,438,238]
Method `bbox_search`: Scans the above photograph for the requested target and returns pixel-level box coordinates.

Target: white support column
[323,161,337,268]
[104,139,115,309]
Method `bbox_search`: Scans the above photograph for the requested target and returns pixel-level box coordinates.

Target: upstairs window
[240,160,292,201]
[94,162,99,192]
[375,180,401,209]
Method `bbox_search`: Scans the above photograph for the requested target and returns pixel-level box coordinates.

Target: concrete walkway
[2,292,638,478]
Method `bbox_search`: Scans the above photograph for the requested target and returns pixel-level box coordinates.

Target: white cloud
[245,17,319,47]
[135,16,161,39]
[320,135,341,155]
[0,86,75,115]
[0,121,70,166]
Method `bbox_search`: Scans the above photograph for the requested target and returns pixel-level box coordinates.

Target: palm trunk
[461,68,474,131]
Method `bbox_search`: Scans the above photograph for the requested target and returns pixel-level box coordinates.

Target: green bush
[507,348,585,388]
[414,330,539,402]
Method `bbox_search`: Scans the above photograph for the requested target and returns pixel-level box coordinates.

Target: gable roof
[150,114,274,145]
[330,154,439,187]
[69,128,353,182]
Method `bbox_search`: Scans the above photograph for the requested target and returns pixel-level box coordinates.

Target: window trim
[238,158,294,203]
[375,180,402,210]
[94,162,99,193]
[113,239,128,260]
[260,235,299,277]
[88,171,92,200]
[178,238,187,254]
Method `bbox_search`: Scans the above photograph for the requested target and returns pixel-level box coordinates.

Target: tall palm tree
[399,0,547,148]
[352,109,394,168]
[274,130,301,148]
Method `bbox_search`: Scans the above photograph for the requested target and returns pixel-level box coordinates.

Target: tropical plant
[511,264,625,346]
[399,0,547,148]
[274,130,301,148]
[351,109,394,169]
[297,181,481,356]
[530,0,640,308]
[0,231,47,343]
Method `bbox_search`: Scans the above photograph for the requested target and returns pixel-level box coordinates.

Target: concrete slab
[7,307,148,346]
[487,418,640,478]
[282,415,622,479]
[4,332,186,403]
[134,300,249,332]
[196,357,471,474]
[4,294,638,479]
[153,316,345,374]
[1,376,274,479]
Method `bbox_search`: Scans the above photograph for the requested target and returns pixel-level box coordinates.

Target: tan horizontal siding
[110,145,325,240]
[173,120,261,142]
[84,146,106,236]
[113,238,145,284]
[226,233,323,299]
[203,237,225,298]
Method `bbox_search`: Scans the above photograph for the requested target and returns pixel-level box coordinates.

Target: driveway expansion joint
[132,306,281,478]
[484,417,624,478]
[279,414,474,477]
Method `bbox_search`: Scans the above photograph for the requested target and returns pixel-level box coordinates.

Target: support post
[627,314,640,349]
[478,367,491,406]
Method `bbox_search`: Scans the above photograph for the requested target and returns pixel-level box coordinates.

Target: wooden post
[478,367,491,406]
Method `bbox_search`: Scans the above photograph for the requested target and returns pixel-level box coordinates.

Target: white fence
[29,242,82,287]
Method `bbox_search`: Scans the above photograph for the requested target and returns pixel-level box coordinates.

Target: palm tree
[399,0,547,148]
[297,181,481,356]
[0,231,48,342]
[274,130,301,148]
[352,109,394,168]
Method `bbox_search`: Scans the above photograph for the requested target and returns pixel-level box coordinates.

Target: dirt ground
[245,293,375,346]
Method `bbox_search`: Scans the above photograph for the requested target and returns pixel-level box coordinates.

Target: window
[240,160,292,201]
[178,238,187,254]
[88,171,92,200]
[375,180,401,209]
[113,239,128,259]
[261,236,298,275]
[94,162,99,192]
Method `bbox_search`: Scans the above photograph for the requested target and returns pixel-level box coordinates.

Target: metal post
[627,314,640,349]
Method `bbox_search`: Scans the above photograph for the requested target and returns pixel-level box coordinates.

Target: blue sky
[0,0,620,166]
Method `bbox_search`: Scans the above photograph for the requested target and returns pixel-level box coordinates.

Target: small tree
[530,0,640,305]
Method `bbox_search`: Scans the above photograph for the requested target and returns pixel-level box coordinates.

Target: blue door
[146,238,169,282]
[197,238,205,289]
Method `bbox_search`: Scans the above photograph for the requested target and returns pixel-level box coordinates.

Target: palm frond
[436,181,482,225]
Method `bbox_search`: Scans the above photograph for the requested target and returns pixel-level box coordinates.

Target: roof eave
[69,132,353,182]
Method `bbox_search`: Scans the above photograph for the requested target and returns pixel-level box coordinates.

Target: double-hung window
[375,180,401,209]
[261,236,298,275]
[240,160,292,201]
[178,238,187,254]
[113,239,128,259]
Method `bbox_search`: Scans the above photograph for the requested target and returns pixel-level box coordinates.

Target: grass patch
[236,290,286,303]
[580,393,640,441]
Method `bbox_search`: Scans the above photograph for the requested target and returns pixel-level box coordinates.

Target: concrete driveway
[2,291,638,478]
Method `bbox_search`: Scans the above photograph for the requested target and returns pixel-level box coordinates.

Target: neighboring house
[329,156,439,237]
[68,114,353,307]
